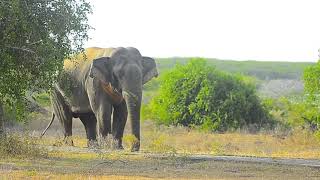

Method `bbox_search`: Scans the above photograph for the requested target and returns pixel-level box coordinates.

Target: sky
[85,0,320,62]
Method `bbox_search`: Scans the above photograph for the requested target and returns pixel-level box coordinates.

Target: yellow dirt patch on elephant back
[63,47,115,71]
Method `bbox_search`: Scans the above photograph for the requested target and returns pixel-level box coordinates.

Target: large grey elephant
[41,47,158,151]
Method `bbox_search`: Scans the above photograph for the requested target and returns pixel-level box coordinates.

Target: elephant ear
[89,57,123,104]
[142,57,158,84]
[89,57,113,83]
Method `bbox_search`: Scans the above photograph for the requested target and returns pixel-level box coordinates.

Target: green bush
[146,59,273,132]
[302,61,320,131]
[304,62,320,100]
[34,92,51,107]
[265,97,320,132]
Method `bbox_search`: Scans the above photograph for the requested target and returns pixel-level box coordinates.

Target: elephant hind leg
[112,101,127,149]
[51,88,73,146]
[79,113,97,147]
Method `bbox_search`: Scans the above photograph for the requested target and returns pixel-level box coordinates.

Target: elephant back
[63,47,115,71]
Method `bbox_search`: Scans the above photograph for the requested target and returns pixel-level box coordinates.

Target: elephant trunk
[123,89,142,152]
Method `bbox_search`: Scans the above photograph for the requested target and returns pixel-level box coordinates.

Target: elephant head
[89,47,158,151]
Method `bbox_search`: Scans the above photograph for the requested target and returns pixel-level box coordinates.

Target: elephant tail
[40,112,55,138]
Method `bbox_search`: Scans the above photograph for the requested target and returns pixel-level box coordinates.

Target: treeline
[156,58,314,80]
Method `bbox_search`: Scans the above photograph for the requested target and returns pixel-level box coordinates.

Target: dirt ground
[1,116,320,179]
[1,146,320,179]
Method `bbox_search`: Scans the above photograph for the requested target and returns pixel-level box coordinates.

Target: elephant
[41,47,158,151]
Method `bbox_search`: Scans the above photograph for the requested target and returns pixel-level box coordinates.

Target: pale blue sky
[85,0,320,62]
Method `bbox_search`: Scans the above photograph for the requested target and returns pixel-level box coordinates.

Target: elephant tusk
[100,80,124,105]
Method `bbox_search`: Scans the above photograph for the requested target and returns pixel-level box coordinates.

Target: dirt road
[1,146,320,179]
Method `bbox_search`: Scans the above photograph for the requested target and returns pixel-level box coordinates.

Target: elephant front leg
[79,113,97,148]
[112,101,128,149]
[93,104,113,146]
[87,78,114,148]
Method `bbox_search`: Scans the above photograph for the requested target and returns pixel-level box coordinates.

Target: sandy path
[1,145,319,179]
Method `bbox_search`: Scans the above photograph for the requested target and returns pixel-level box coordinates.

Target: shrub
[265,97,320,132]
[302,62,320,131]
[147,59,273,132]
[0,134,47,158]
[34,92,51,107]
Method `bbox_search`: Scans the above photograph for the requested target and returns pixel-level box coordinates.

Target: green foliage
[2,101,27,122]
[142,58,312,97]
[0,0,92,119]
[266,97,320,132]
[301,61,320,132]
[147,59,273,132]
[34,93,51,107]
[303,61,320,100]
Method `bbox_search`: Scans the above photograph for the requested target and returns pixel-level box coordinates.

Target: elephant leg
[79,113,97,147]
[96,105,112,138]
[112,101,128,149]
[86,77,113,146]
[51,88,73,146]
[88,96,112,139]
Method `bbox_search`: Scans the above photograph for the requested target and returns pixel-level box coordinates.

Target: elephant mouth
[100,80,124,105]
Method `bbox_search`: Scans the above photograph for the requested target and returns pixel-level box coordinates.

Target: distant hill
[156,58,314,80]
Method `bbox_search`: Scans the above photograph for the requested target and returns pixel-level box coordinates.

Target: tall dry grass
[137,121,320,158]
[0,133,48,158]
[32,120,320,159]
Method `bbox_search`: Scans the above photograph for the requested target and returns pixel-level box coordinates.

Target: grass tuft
[0,133,48,158]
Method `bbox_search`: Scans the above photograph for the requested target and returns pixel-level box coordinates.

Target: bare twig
[28,40,43,46]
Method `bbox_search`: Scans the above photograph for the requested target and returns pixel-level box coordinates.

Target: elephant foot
[112,139,124,150]
[113,144,124,150]
[87,140,99,148]
[64,137,74,146]
[64,140,74,146]
[130,141,140,152]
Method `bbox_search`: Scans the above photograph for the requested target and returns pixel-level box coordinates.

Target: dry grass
[1,171,202,180]
[37,135,88,148]
[138,121,320,158]
[1,128,320,180]
[0,134,48,159]
[25,120,320,159]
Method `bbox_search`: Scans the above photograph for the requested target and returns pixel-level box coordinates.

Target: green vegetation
[156,58,314,80]
[304,61,320,99]
[0,0,92,122]
[34,93,51,107]
[142,58,312,101]
[144,59,273,132]
[263,96,320,137]
[289,61,320,132]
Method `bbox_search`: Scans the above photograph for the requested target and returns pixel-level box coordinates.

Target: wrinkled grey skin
[46,47,158,151]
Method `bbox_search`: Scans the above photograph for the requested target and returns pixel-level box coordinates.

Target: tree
[0,0,92,133]
[147,59,273,132]
[304,62,320,100]
[303,55,320,130]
